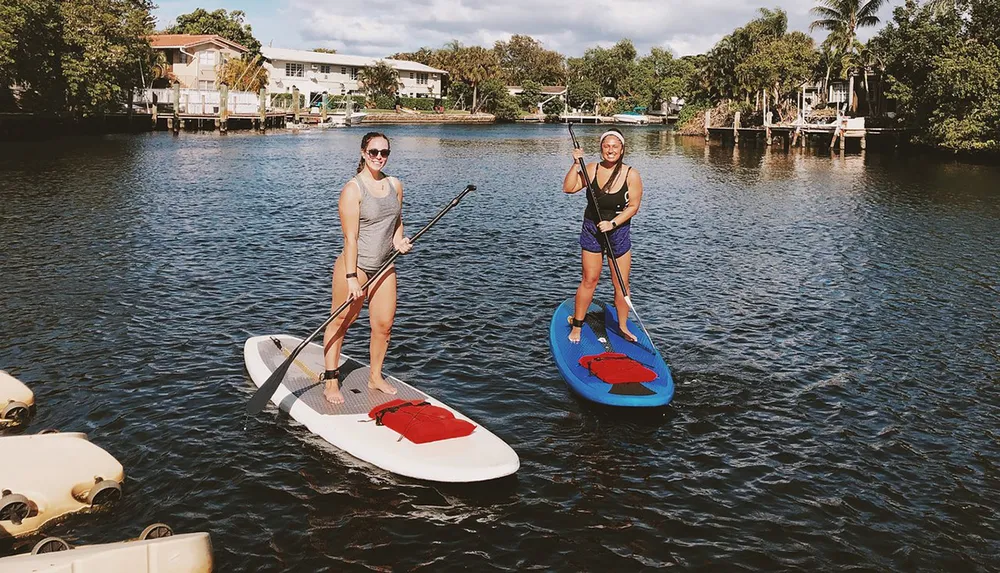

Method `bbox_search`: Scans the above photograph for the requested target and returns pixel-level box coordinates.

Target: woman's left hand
[597,221,616,233]
[394,236,412,254]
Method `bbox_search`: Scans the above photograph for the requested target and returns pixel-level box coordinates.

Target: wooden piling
[219,84,229,135]
[733,112,740,145]
[292,87,300,123]
[259,88,267,133]
[172,82,180,135]
[321,92,328,123]
[765,111,772,145]
[704,110,711,142]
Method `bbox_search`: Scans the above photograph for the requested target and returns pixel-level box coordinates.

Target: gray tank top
[353,175,401,272]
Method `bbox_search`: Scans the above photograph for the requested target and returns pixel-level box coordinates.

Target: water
[1,125,998,571]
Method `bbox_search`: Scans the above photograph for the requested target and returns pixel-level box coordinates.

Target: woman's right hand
[347,277,364,300]
[572,148,584,162]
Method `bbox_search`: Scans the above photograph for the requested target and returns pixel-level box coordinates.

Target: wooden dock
[703,111,905,151]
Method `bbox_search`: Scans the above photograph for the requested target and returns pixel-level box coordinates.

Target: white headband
[599,131,625,146]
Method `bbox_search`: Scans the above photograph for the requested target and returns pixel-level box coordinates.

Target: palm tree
[216,54,268,92]
[810,0,886,112]
[357,60,401,101]
[809,0,886,56]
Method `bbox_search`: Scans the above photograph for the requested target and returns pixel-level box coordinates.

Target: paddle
[568,124,654,346]
[246,184,477,415]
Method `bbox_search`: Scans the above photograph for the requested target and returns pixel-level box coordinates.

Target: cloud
[157,0,900,58]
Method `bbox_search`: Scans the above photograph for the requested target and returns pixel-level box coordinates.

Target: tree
[0,0,157,115]
[216,53,269,91]
[164,8,261,55]
[390,47,434,64]
[493,35,565,85]
[737,31,819,121]
[809,0,887,71]
[357,60,400,100]
[518,80,542,111]
[869,0,1000,152]
[312,48,337,54]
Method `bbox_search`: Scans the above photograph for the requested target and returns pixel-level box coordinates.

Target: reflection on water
[1,126,998,570]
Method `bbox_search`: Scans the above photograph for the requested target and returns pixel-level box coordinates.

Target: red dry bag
[368,399,476,444]
[579,353,658,384]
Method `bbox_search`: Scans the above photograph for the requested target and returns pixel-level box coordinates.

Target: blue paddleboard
[549,298,674,407]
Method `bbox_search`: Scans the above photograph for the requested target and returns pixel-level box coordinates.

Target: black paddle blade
[246,358,294,415]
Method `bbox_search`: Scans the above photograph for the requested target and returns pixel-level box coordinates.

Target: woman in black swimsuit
[561,128,645,343]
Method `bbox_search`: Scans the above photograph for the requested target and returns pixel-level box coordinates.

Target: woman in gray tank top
[320,132,412,404]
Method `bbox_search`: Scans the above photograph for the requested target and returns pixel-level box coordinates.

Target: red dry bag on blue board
[368,399,476,444]
[579,353,658,384]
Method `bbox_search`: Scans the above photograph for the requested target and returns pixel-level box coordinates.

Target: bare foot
[323,379,344,404]
[368,373,397,395]
[567,316,582,343]
[619,322,638,343]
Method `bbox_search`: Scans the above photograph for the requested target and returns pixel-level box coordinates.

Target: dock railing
[136,88,262,115]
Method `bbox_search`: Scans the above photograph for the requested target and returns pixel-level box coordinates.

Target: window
[320,64,332,74]
[198,80,214,90]
[177,51,191,65]
[341,67,346,75]
[198,51,216,65]
[286,62,304,77]
[350,67,358,80]
[409,72,414,79]
[416,73,428,85]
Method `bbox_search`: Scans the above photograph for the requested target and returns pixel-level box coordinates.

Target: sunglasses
[366,148,391,158]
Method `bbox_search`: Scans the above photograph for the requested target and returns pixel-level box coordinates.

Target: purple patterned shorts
[579,219,631,258]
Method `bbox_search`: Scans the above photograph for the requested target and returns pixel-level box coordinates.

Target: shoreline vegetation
[1,1,998,159]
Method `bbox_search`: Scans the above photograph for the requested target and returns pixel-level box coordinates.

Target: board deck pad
[549,298,674,407]
[258,337,426,415]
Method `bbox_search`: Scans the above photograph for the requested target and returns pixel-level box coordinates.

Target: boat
[0,432,124,538]
[0,370,34,428]
[0,524,212,573]
[612,111,649,125]
[318,98,367,127]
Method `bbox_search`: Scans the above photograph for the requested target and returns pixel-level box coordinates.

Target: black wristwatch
[611,220,618,228]
[346,272,357,279]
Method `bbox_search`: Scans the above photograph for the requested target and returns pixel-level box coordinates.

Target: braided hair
[357,131,390,173]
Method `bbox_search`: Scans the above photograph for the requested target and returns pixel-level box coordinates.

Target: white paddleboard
[244,335,519,483]
[0,532,212,573]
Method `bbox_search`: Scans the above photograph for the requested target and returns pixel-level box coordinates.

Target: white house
[261,47,448,106]
[148,34,249,90]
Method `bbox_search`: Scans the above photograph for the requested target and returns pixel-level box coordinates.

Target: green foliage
[518,80,542,111]
[542,98,564,115]
[567,77,599,112]
[312,48,337,54]
[491,96,522,122]
[271,92,305,109]
[677,100,711,126]
[357,60,401,99]
[217,54,268,91]
[494,35,566,85]
[164,8,261,55]
[871,0,1000,152]
[0,0,156,116]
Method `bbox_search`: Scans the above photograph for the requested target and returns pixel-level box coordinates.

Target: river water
[1,125,998,571]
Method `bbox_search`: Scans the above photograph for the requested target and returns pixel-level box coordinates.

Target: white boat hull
[613,114,649,124]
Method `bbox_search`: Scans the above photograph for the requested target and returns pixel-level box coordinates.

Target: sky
[153,0,903,58]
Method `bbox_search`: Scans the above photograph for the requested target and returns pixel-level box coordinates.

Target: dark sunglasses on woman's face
[366,148,391,158]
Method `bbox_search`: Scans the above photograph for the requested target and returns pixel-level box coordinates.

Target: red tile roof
[148,34,247,52]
